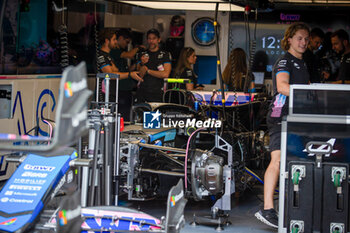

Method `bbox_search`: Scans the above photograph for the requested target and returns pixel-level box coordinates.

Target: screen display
[252,72,265,85]
[193,55,217,85]
[292,89,350,116]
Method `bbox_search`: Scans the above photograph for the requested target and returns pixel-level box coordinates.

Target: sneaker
[255,208,278,229]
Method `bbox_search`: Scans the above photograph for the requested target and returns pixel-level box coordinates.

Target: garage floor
[124,184,277,233]
[0,182,277,232]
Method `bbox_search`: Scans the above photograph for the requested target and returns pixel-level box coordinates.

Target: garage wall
[184,11,230,90]
[105,11,230,90]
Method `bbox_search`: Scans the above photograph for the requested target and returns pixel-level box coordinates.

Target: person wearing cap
[135,28,172,103]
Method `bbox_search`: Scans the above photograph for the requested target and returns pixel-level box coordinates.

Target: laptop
[252,72,265,91]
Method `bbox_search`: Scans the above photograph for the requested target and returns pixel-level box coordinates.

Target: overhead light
[136,0,227,2]
[276,0,350,4]
[118,1,244,11]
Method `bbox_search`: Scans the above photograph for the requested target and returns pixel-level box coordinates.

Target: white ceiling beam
[118,1,244,11]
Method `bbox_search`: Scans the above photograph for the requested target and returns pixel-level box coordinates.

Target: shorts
[269,130,281,152]
[267,113,282,152]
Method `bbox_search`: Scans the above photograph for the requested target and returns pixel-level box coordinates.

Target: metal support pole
[113,74,120,205]
[115,74,119,115]
[89,123,101,206]
[81,127,96,207]
[105,76,110,108]
[77,137,82,190]
[104,118,111,205]
[96,77,100,102]
[80,142,89,207]
[114,113,121,205]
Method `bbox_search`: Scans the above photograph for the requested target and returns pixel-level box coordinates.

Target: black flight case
[278,84,350,233]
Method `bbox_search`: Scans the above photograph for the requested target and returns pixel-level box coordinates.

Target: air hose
[248,39,256,90]
[59,0,69,69]
[93,1,103,102]
[94,0,99,72]
[59,25,69,69]
[214,3,227,135]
